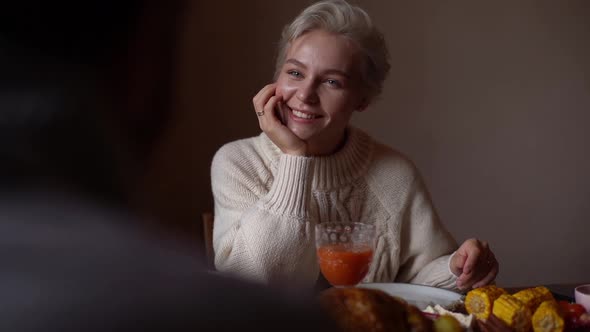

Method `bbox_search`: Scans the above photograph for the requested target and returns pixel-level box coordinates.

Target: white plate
[357,283,463,309]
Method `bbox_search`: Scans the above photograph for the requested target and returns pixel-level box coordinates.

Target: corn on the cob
[492,294,532,332]
[465,285,507,320]
[532,286,554,302]
[513,286,556,314]
[532,300,564,332]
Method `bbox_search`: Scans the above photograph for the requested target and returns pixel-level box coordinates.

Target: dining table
[316,271,587,303]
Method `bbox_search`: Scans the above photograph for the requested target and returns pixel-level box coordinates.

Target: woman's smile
[286,105,322,121]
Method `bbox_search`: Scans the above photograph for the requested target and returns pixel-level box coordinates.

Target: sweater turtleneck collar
[259,127,375,190]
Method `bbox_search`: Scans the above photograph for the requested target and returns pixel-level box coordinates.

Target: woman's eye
[287,70,302,78]
[326,79,341,87]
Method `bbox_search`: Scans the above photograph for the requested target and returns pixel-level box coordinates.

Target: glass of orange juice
[315,222,376,287]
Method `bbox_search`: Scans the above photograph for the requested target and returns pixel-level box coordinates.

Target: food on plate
[558,300,590,330]
[477,314,514,332]
[433,315,463,332]
[492,294,532,331]
[490,286,555,331]
[465,285,507,320]
[532,300,564,332]
[559,301,586,319]
[571,312,590,330]
[319,284,590,332]
[424,304,474,329]
[406,303,435,332]
[318,287,471,332]
[466,285,590,331]
[318,287,410,331]
[513,286,554,314]
[445,300,468,314]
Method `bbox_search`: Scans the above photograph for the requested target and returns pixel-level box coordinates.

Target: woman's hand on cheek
[450,238,499,291]
[253,84,308,156]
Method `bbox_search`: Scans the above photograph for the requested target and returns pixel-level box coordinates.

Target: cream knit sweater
[211,127,459,290]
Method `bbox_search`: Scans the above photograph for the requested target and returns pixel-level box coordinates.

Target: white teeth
[292,109,316,119]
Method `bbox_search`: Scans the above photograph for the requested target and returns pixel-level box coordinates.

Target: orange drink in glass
[315,222,376,287]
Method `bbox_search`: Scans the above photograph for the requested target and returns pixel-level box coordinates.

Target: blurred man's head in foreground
[1,1,168,204]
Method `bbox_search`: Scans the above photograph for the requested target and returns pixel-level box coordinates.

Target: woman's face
[276,29,368,155]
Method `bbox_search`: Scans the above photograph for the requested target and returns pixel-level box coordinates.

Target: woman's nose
[296,81,319,104]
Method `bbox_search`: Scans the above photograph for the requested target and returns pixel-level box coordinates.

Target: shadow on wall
[134,0,307,243]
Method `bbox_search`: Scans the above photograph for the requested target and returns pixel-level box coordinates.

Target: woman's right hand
[253,83,308,156]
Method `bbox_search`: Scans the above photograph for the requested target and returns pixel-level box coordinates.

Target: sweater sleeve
[395,171,459,291]
[210,143,319,287]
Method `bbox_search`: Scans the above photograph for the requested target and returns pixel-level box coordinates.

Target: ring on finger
[256,111,265,116]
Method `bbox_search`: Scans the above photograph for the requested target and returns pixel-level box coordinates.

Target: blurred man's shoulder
[0,191,333,331]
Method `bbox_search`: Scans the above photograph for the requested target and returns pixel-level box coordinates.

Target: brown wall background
[138,1,590,286]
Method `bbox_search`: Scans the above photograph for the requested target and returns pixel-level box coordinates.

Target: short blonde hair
[274,0,390,101]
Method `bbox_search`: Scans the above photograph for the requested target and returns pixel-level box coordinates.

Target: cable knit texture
[211,127,459,290]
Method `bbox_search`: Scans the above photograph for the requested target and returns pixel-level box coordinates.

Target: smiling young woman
[274,29,367,156]
[210,0,498,292]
